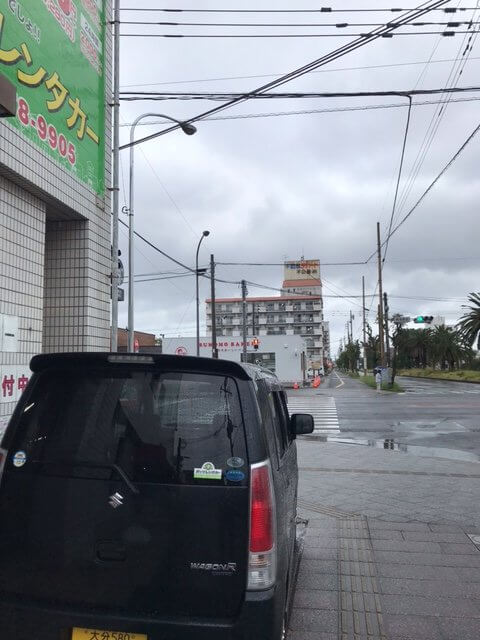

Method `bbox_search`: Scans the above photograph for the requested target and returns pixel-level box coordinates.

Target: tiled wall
[0,176,46,423]
[43,216,110,352]
[0,0,112,431]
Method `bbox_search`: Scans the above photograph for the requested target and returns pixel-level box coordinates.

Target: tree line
[336,292,480,374]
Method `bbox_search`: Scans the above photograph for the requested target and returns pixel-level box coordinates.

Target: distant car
[0,352,314,640]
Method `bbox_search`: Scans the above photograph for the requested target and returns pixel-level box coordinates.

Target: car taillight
[0,448,7,482]
[248,460,276,590]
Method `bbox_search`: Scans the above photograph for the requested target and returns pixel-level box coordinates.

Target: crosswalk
[287,394,340,435]
[399,379,480,396]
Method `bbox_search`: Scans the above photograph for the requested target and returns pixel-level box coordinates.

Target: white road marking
[287,395,340,435]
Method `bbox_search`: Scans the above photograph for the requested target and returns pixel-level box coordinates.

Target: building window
[305,302,313,310]
[266,314,275,323]
[306,326,313,334]
[293,327,302,335]
[278,316,286,324]
[278,302,286,311]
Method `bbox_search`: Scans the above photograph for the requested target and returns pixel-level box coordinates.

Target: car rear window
[8,368,247,485]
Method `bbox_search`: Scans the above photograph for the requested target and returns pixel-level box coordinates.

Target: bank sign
[0,1,106,194]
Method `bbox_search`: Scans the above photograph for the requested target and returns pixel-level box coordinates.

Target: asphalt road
[289,372,480,462]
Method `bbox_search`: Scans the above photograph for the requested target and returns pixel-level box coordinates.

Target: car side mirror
[290,413,314,436]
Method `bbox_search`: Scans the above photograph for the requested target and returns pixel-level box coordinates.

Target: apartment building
[206,259,325,372]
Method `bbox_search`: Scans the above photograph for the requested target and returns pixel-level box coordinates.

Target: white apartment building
[206,259,325,372]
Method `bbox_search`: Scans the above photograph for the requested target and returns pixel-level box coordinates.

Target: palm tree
[429,325,460,369]
[407,328,433,368]
[458,292,480,349]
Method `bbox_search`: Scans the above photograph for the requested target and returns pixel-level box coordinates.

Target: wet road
[290,372,480,462]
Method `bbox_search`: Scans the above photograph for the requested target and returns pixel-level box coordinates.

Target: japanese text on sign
[0,2,105,193]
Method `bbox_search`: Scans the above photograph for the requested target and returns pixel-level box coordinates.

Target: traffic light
[252,337,259,350]
[413,316,434,324]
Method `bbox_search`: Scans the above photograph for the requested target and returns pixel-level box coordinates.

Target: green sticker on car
[193,462,222,480]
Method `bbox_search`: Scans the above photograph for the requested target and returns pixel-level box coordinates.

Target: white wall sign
[0,365,31,404]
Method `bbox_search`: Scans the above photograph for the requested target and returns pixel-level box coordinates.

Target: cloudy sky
[116,0,480,355]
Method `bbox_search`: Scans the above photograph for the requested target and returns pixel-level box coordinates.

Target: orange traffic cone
[293,382,299,390]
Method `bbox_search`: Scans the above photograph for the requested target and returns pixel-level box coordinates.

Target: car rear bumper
[0,586,284,640]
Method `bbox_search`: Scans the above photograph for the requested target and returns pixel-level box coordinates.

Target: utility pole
[377,222,385,366]
[362,276,368,375]
[252,303,256,336]
[384,292,391,367]
[242,280,248,363]
[110,0,121,352]
[210,254,218,359]
[349,310,354,344]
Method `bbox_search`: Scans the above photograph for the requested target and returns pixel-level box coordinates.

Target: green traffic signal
[413,315,434,324]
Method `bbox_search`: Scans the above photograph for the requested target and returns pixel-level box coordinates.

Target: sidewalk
[290,440,480,640]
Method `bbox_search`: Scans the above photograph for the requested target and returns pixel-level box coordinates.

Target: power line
[118,95,480,126]
[119,1,453,152]
[119,56,480,89]
[120,30,475,38]
[366,119,480,262]
[119,86,480,101]
[120,20,480,27]
[393,3,480,224]
[121,7,479,13]
[383,96,413,265]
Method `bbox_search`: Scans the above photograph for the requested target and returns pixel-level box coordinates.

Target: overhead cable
[119,0,452,151]
[119,30,474,38]
[393,3,480,222]
[119,86,480,101]
[120,7,478,14]
[120,20,480,27]
[382,96,413,265]
[118,95,480,125]
[119,56,480,89]
[365,120,480,263]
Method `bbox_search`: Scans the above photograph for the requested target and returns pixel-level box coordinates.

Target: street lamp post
[196,231,210,356]
[127,113,196,352]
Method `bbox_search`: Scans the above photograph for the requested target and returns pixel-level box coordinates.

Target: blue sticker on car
[225,469,245,483]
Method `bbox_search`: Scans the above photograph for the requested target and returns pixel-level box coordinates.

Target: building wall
[0,1,112,431]
[162,335,307,384]
[0,176,45,427]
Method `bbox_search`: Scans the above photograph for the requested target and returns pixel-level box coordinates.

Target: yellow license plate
[72,628,147,640]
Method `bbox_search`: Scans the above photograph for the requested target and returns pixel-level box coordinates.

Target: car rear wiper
[35,459,139,495]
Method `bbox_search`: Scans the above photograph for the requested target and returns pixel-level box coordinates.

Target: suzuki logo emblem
[109,492,124,509]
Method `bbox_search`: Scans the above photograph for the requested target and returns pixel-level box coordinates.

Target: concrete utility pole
[349,310,354,344]
[384,292,391,367]
[362,276,368,375]
[377,222,385,366]
[242,280,248,363]
[110,0,121,352]
[210,254,218,359]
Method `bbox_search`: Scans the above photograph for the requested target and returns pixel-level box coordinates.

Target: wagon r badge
[190,561,237,575]
[108,492,124,509]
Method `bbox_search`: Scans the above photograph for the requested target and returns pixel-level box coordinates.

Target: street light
[196,230,210,356]
[127,113,197,352]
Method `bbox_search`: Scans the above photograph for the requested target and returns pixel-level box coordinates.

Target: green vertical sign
[0,1,106,195]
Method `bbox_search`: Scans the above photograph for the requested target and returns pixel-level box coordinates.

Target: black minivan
[0,353,313,640]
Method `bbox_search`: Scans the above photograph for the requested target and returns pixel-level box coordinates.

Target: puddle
[320,436,480,464]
